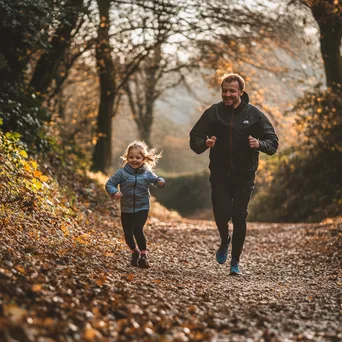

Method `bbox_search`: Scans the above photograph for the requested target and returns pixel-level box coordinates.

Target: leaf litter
[0,146,341,341]
[1,213,341,341]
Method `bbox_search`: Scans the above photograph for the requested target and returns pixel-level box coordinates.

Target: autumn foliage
[0,123,125,340]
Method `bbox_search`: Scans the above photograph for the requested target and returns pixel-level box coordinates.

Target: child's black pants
[121,210,148,251]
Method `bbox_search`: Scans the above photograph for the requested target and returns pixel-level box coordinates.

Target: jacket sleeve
[147,171,165,188]
[189,109,210,154]
[105,169,123,195]
[257,111,279,155]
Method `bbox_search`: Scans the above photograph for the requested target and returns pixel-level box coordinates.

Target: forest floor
[1,211,341,342]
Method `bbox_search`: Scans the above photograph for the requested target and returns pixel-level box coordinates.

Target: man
[189,73,278,275]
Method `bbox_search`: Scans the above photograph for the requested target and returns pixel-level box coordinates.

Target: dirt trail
[1,217,341,341]
[109,219,341,341]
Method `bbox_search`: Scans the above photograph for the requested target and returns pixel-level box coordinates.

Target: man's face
[221,80,243,108]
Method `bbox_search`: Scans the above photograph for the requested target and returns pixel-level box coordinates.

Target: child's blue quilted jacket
[105,164,165,213]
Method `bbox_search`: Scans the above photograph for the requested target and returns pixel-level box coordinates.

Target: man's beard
[224,98,235,107]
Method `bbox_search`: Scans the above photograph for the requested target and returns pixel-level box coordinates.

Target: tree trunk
[141,46,161,146]
[30,0,83,95]
[139,106,154,147]
[311,0,342,91]
[126,43,162,147]
[92,0,116,173]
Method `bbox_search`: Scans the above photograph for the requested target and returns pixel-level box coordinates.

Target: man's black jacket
[189,94,279,174]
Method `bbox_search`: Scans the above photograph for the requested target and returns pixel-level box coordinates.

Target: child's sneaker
[130,250,140,267]
[138,254,149,268]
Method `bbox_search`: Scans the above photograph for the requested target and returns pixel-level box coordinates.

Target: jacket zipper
[229,109,234,172]
[133,170,137,213]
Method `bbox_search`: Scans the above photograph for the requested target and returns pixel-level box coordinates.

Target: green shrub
[0,0,50,82]
[0,0,52,151]
[249,149,341,222]
[151,170,211,216]
[0,84,51,152]
[249,87,342,223]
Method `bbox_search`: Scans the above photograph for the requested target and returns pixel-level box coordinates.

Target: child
[106,141,165,268]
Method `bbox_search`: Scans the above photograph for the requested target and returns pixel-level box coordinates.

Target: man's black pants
[121,210,149,252]
[210,171,255,262]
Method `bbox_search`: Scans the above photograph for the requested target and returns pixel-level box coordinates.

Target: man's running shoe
[230,258,241,275]
[216,239,230,264]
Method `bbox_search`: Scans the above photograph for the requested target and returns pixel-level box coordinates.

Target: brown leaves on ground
[1,137,341,341]
[1,211,341,341]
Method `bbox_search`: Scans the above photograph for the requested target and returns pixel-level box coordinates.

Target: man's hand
[113,191,123,199]
[206,136,217,148]
[248,135,260,149]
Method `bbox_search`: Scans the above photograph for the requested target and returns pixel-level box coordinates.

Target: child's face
[127,148,144,169]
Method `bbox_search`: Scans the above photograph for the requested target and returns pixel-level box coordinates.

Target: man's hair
[221,73,245,91]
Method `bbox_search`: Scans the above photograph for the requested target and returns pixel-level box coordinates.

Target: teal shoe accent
[216,239,230,264]
[230,259,241,275]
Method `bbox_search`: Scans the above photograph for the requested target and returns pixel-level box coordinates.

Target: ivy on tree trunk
[30,0,83,95]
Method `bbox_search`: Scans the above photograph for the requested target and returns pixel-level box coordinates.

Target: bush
[151,170,211,216]
[0,0,52,152]
[0,0,50,82]
[0,84,51,152]
[249,87,342,223]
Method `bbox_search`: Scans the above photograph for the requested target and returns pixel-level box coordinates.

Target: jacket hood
[242,91,249,103]
[124,164,146,174]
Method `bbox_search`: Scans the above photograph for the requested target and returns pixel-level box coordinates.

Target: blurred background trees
[0,0,340,222]
[248,0,341,222]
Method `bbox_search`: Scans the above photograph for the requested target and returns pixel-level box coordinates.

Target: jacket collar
[220,91,249,112]
[220,100,247,113]
[124,163,146,174]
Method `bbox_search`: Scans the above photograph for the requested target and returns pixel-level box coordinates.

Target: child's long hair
[121,141,162,171]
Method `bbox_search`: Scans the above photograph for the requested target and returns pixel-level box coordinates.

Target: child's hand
[113,191,123,199]
[157,180,165,187]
